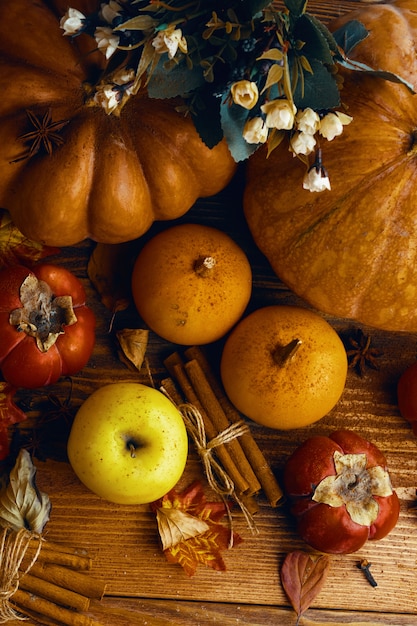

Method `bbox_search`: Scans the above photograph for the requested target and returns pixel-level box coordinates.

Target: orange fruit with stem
[131,223,252,345]
[220,305,347,429]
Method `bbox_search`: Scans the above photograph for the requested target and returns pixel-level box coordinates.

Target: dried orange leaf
[0,209,59,269]
[156,507,209,550]
[281,550,331,620]
[151,481,243,576]
[88,242,135,313]
[116,328,148,371]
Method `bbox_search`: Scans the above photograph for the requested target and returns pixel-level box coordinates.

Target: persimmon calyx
[9,274,77,352]
[312,451,393,526]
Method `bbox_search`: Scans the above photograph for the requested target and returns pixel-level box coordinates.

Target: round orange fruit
[131,223,252,345]
[220,305,347,429]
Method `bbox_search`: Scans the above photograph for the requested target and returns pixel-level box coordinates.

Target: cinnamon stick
[36,540,98,559]
[10,604,64,626]
[184,358,261,496]
[27,562,107,600]
[24,545,93,570]
[12,589,94,626]
[160,376,184,406]
[164,353,250,494]
[19,572,90,612]
[184,346,283,506]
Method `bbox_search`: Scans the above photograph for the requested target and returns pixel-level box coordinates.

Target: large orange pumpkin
[244,0,417,332]
[0,0,236,247]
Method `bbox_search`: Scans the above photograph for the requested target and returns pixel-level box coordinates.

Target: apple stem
[273,338,302,367]
[194,256,216,277]
[129,443,136,458]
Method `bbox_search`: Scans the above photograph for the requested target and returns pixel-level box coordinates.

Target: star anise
[14,109,69,162]
[346,329,382,377]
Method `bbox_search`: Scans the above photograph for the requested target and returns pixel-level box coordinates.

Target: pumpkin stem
[194,256,216,277]
[272,338,302,367]
[408,130,417,155]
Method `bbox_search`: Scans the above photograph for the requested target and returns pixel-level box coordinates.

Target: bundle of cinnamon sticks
[12,538,106,626]
[162,346,283,517]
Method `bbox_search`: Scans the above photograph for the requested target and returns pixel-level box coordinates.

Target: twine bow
[179,403,258,536]
[0,527,42,622]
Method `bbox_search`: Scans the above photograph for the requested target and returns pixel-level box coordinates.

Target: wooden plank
[5,598,417,626]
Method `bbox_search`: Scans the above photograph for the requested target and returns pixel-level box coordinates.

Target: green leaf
[147,58,204,99]
[338,56,416,93]
[333,20,369,56]
[266,128,285,157]
[189,87,223,149]
[292,58,341,110]
[257,49,284,63]
[284,0,308,17]
[235,0,272,20]
[114,15,157,31]
[293,14,335,65]
[261,64,284,94]
[220,101,258,162]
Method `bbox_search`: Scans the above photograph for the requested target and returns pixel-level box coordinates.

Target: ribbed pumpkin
[244,0,417,332]
[0,0,236,247]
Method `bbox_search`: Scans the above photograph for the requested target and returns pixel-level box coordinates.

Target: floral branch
[59,0,407,191]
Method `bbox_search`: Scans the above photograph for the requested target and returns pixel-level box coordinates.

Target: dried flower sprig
[60,0,412,191]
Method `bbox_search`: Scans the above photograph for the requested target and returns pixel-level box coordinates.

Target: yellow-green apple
[67,382,188,504]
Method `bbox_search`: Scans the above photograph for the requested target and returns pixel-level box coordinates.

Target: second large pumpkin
[243,0,417,332]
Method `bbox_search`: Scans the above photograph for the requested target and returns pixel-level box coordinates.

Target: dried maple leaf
[156,507,210,550]
[116,328,148,371]
[0,209,59,270]
[150,481,243,577]
[0,383,27,461]
[280,550,331,624]
[88,242,136,314]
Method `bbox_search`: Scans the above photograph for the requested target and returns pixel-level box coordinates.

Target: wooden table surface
[6,2,417,624]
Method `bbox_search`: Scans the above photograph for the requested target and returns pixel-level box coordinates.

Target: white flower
[94,85,120,114]
[230,80,259,110]
[60,8,85,36]
[261,99,296,130]
[152,25,187,59]
[94,26,120,59]
[100,0,124,24]
[303,166,331,192]
[290,131,316,156]
[319,111,353,141]
[93,68,135,114]
[243,117,268,144]
[295,108,320,135]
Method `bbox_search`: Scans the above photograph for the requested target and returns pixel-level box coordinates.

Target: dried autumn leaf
[151,481,243,577]
[156,507,209,551]
[116,328,148,371]
[0,449,51,533]
[0,382,27,461]
[281,550,331,623]
[0,208,59,269]
[88,242,135,313]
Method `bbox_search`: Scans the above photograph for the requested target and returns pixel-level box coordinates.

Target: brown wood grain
[8,1,417,624]
[12,166,417,622]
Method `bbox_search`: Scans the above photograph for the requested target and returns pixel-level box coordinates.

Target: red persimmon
[0,264,95,388]
[283,430,400,554]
